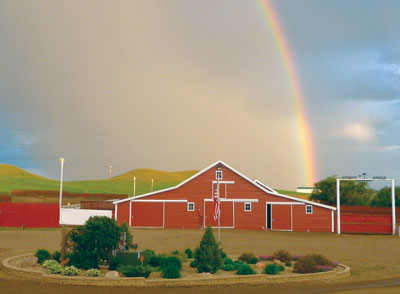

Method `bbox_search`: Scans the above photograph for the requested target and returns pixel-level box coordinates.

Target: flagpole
[217,174,220,242]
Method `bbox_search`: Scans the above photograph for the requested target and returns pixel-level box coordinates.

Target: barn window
[244,202,252,212]
[216,170,223,180]
[187,202,195,211]
[306,205,313,214]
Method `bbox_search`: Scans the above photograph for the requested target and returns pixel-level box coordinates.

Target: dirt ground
[1,228,400,293]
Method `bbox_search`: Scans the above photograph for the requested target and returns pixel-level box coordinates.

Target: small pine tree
[194,226,222,274]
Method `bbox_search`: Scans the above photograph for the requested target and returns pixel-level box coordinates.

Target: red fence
[0,203,59,228]
[340,206,396,234]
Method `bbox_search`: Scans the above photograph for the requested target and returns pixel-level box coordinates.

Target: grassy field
[0,163,308,198]
[0,163,197,196]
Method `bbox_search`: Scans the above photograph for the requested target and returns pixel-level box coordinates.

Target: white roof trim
[113,160,336,211]
[254,179,276,193]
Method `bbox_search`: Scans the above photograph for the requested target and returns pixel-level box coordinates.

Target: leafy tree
[371,186,400,207]
[194,226,222,274]
[310,176,374,206]
[69,216,121,269]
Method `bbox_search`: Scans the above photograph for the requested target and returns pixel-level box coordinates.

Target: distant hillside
[0,164,306,198]
[0,163,197,196]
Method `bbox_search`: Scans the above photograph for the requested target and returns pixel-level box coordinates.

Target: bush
[69,216,121,268]
[69,251,98,270]
[190,260,198,268]
[265,264,279,275]
[185,248,194,259]
[317,265,334,272]
[63,265,80,276]
[233,260,244,270]
[238,253,257,264]
[293,256,318,274]
[292,255,303,261]
[119,265,153,278]
[194,226,222,274]
[86,269,100,277]
[119,221,134,250]
[42,259,59,269]
[161,256,182,271]
[161,265,181,279]
[52,251,61,262]
[285,261,292,267]
[109,257,118,271]
[224,258,234,265]
[307,254,334,267]
[142,249,156,265]
[236,264,255,275]
[46,262,63,275]
[171,249,179,255]
[272,250,292,263]
[35,249,51,264]
[148,255,165,267]
[220,249,227,259]
[223,264,235,271]
[259,255,273,261]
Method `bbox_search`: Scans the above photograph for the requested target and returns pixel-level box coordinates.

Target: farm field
[1,228,400,293]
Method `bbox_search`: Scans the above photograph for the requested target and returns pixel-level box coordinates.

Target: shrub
[307,254,334,267]
[265,264,279,275]
[171,249,179,255]
[220,249,227,259]
[190,260,198,268]
[236,264,255,275]
[52,251,61,262]
[224,258,234,265]
[142,249,156,265]
[233,260,244,270]
[86,269,101,277]
[63,265,80,276]
[69,251,98,270]
[317,265,334,272]
[238,253,257,264]
[277,265,285,272]
[293,256,318,274]
[285,261,292,267]
[161,256,182,271]
[119,265,153,278]
[148,255,165,267]
[194,226,222,274]
[109,257,118,270]
[43,259,59,269]
[185,248,194,259]
[249,256,259,264]
[69,216,121,268]
[161,265,181,279]
[223,264,235,271]
[119,221,134,250]
[272,250,292,263]
[292,255,303,261]
[259,255,273,261]
[46,262,63,275]
[35,249,51,264]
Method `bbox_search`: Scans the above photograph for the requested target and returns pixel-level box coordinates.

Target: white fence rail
[60,208,112,225]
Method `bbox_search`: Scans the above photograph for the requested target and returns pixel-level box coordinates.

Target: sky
[0,0,399,190]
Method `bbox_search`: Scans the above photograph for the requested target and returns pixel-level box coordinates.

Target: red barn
[113,161,336,232]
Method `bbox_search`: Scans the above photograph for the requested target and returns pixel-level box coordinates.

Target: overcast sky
[1,0,399,189]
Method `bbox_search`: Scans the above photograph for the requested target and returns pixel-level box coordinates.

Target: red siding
[0,203,59,228]
[116,201,130,226]
[292,205,332,232]
[204,201,234,228]
[131,202,163,227]
[271,204,291,231]
[116,163,334,232]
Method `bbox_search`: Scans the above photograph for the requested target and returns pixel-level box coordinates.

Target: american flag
[213,185,220,221]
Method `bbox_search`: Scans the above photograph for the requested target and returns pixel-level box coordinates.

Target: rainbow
[258,0,317,186]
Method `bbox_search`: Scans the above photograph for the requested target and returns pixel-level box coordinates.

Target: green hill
[0,163,198,196]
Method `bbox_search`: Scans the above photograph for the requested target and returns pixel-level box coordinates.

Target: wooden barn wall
[116,201,130,226]
[292,205,332,232]
[164,202,199,229]
[204,201,234,228]
[131,202,163,227]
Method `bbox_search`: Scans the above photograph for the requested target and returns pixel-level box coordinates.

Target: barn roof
[113,160,336,211]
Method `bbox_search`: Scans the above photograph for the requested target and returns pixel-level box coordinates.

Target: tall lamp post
[217,164,222,243]
[59,157,65,225]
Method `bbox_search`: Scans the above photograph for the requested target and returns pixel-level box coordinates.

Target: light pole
[133,177,136,197]
[59,157,65,225]
[151,179,154,192]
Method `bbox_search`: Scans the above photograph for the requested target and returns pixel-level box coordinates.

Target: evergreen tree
[194,226,222,274]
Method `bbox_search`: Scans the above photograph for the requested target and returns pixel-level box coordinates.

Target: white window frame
[306,205,313,214]
[244,202,252,212]
[216,170,223,180]
[187,202,195,211]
